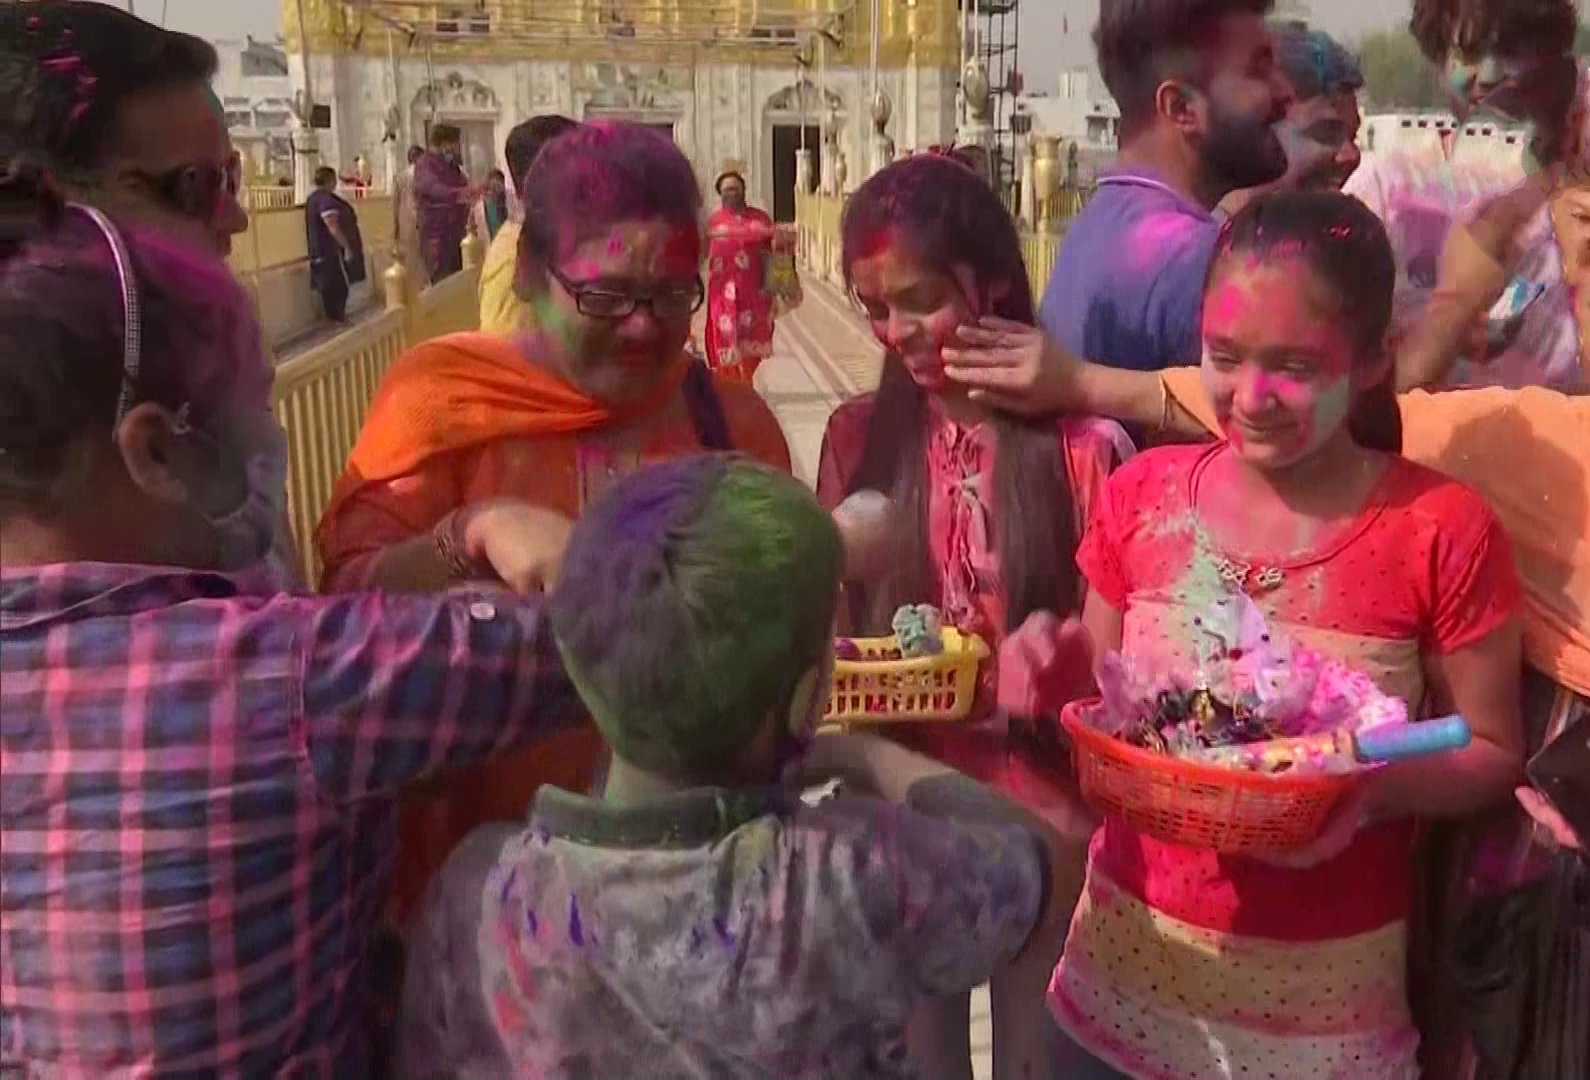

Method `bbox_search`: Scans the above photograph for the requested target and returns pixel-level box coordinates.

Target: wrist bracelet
[433,508,482,580]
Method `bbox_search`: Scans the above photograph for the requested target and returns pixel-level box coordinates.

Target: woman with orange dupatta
[314,122,792,921]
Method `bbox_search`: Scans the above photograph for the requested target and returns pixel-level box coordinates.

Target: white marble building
[291,53,957,217]
[214,37,297,181]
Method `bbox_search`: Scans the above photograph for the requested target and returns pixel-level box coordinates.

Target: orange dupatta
[315,331,688,556]
[314,333,693,923]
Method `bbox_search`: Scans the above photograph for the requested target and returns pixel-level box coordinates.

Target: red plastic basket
[1061,698,1356,855]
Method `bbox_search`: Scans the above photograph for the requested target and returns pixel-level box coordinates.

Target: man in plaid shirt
[0,73,583,1079]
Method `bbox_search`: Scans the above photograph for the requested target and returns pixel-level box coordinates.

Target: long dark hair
[840,154,1080,634]
[1208,191,1402,454]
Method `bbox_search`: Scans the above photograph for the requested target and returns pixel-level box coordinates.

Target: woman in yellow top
[477,114,577,337]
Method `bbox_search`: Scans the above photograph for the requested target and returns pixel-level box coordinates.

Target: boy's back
[402,784,1046,1080]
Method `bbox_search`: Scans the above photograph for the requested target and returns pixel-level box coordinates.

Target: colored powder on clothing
[568,895,585,946]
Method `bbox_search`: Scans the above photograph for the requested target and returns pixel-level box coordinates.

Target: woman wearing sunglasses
[2,2,250,258]
[313,120,794,922]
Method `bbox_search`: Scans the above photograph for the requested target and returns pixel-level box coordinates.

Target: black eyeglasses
[128,154,242,223]
[547,265,704,320]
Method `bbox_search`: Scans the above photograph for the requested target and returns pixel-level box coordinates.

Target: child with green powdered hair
[397,455,1072,1080]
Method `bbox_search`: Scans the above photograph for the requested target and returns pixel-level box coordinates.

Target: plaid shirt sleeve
[292,589,583,802]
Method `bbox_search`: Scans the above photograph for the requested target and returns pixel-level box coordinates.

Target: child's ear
[785,661,830,740]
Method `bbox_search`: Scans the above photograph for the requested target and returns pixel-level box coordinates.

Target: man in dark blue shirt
[1039,0,1293,374]
[306,165,365,322]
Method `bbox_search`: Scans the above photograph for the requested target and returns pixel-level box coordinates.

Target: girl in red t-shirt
[1049,192,1526,1080]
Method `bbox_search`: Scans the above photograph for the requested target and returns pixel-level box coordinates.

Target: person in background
[306,164,365,323]
[313,121,793,922]
[1218,23,1365,218]
[1037,0,1292,376]
[394,143,424,279]
[414,124,475,284]
[1351,0,1583,392]
[470,167,510,245]
[0,0,249,258]
[0,167,582,1078]
[704,166,778,384]
[399,457,1070,1080]
[479,113,577,337]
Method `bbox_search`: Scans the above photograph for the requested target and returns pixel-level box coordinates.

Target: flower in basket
[1092,595,1406,765]
[891,604,945,658]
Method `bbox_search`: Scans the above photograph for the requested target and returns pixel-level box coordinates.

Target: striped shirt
[0,562,580,1077]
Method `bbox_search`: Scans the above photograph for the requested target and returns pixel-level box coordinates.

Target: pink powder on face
[849,243,970,390]
[1201,256,1358,465]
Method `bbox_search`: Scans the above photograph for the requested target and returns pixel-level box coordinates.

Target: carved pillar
[292,124,320,203]
[869,90,894,177]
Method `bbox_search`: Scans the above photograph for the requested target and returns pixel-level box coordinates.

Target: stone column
[1019,137,1038,227]
[795,147,814,194]
[292,125,320,203]
[869,90,895,177]
[956,57,992,161]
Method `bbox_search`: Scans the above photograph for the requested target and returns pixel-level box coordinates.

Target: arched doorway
[411,72,502,180]
[762,80,841,223]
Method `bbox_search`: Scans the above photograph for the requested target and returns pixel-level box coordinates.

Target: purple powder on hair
[525,908,539,938]
[712,915,735,948]
[498,868,517,905]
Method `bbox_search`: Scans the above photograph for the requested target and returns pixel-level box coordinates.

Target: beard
[1201,103,1289,194]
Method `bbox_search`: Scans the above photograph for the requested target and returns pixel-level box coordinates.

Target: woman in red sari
[705,168,777,383]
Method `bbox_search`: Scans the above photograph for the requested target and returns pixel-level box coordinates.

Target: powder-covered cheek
[1308,376,1352,440]
[920,307,962,354]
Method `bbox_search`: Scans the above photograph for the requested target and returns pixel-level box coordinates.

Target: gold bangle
[1155,373,1171,433]
[433,508,483,580]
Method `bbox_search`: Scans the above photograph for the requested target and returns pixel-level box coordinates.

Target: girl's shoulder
[1058,414,1136,470]
[1102,441,1209,498]
[1377,453,1503,534]
[823,392,878,449]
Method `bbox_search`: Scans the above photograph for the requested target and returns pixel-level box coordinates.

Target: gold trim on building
[284,0,960,69]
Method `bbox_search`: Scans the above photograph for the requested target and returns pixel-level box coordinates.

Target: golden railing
[270,236,485,583]
[231,195,396,285]
[244,186,297,212]
[795,190,1069,307]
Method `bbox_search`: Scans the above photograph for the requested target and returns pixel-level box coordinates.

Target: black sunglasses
[546,265,704,320]
[128,155,242,223]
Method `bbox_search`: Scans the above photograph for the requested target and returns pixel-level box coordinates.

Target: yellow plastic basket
[823,629,990,725]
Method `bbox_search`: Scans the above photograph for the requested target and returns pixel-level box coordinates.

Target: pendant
[1214,557,1284,593]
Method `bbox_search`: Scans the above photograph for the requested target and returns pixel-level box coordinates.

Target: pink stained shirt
[1051,442,1522,1080]
[817,398,1135,823]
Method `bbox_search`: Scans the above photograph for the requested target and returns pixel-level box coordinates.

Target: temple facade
[282,0,968,220]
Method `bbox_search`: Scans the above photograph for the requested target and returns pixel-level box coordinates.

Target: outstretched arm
[942,317,1211,439]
